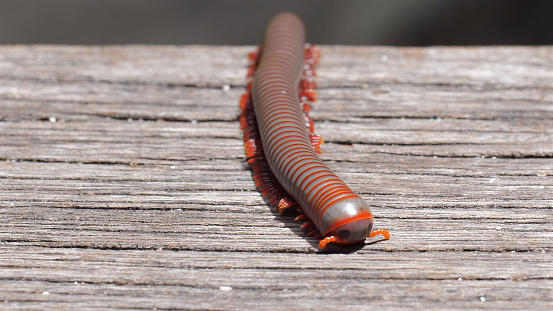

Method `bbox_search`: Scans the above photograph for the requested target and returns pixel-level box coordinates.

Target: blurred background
[1,0,552,46]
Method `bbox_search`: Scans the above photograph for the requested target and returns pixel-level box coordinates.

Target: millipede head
[322,216,374,249]
[317,197,381,249]
[319,223,391,250]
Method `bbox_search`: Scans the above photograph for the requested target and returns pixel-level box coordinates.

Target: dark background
[1,0,552,46]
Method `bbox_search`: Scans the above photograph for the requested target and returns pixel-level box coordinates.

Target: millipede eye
[367,223,374,234]
[338,230,350,239]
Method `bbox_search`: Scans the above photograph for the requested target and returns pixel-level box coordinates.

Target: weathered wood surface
[0,45,552,310]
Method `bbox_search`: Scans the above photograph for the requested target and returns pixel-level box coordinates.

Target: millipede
[240,12,390,249]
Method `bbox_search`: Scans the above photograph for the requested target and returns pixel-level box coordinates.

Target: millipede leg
[318,236,338,249]
[369,228,391,240]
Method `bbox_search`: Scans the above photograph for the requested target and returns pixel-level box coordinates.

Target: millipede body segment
[240,12,389,249]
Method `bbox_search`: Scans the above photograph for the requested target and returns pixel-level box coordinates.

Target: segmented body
[241,12,389,249]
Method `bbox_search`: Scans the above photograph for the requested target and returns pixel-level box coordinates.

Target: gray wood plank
[0,45,552,310]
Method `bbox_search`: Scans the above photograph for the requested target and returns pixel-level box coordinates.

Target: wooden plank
[0,45,552,310]
[0,246,552,310]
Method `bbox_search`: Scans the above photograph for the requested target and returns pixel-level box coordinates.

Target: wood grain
[0,45,552,310]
